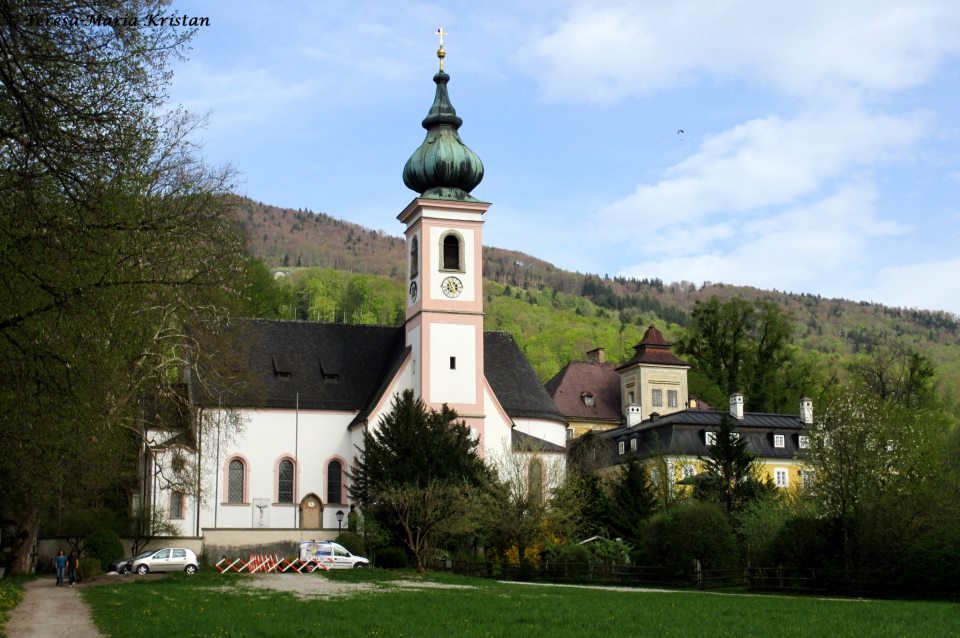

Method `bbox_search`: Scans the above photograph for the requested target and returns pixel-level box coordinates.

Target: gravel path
[6,577,104,638]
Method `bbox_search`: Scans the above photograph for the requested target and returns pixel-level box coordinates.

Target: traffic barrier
[214,555,332,574]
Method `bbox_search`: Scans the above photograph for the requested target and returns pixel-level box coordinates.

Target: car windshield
[134,551,153,560]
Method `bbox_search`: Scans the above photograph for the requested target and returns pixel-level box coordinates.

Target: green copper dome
[402,70,484,201]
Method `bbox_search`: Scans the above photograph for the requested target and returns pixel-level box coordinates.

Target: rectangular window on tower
[652,389,663,407]
[449,356,456,370]
[668,390,678,408]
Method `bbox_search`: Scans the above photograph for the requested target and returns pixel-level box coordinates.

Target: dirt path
[5,577,104,638]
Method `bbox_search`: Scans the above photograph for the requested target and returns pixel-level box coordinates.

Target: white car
[129,547,199,575]
[298,541,369,569]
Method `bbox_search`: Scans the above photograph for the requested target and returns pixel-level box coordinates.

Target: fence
[431,560,959,600]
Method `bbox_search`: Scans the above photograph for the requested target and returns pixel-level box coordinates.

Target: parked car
[106,557,133,574]
[298,541,369,569]
[129,547,199,575]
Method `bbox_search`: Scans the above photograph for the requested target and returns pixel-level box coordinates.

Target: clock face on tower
[440,276,463,298]
[409,281,418,302]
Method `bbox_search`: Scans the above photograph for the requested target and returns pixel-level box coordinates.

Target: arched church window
[528,459,544,505]
[278,459,294,503]
[228,459,245,503]
[410,236,419,279]
[327,460,343,504]
[442,233,463,271]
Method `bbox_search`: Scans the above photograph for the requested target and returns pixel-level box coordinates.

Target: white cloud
[523,0,960,103]
[601,106,929,229]
[858,258,960,314]
[617,182,905,293]
[170,63,315,128]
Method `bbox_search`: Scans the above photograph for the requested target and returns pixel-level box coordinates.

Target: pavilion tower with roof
[616,325,691,426]
[398,31,490,446]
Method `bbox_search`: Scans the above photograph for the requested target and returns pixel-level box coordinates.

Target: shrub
[901,524,960,593]
[548,543,593,564]
[375,546,408,569]
[335,532,366,557]
[584,539,632,564]
[78,557,102,582]
[638,501,738,577]
[85,530,124,570]
[0,579,24,625]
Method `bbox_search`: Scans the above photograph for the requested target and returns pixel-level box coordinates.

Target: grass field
[82,570,959,638]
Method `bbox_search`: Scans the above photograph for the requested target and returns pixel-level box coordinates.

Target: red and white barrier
[215,555,332,574]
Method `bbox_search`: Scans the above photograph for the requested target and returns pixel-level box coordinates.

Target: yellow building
[551,325,813,492]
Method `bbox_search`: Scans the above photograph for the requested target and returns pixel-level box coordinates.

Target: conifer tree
[605,456,657,543]
[700,413,766,515]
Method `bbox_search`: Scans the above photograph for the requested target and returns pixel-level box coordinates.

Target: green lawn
[82,570,959,638]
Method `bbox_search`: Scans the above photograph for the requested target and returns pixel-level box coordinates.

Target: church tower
[398,31,489,446]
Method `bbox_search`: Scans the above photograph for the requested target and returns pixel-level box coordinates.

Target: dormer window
[320,361,339,384]
[272,354,292,379]
[773,434,785,448]
[441,232,464,271]
[581,392,595,406]
[705,431,717,446]
[618,441,625,455]
[798,435,811,449]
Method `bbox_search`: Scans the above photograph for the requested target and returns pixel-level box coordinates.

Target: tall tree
[699,414,768,515]
[806,388,944,571]
[349,390,488,569]
[847,335,936,409]
[0,1,247,574]
[604,457,656,544]
[678,296,813,412]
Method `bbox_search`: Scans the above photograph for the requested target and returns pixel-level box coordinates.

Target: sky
[168,0,960,315]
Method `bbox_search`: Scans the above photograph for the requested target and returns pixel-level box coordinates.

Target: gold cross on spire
[435,27,448,71]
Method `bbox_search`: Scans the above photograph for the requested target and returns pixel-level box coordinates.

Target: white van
[298,541,369,569]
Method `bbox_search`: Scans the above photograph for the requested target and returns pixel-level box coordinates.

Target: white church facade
[138,44,567,552]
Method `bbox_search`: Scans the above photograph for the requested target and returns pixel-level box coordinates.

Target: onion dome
[402,69,484,201]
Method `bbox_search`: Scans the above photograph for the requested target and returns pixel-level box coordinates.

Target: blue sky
[169,1,960,315]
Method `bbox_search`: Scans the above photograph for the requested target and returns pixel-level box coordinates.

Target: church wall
[512,417,568,448]
[197,408,357,531]
[482,383,513,460]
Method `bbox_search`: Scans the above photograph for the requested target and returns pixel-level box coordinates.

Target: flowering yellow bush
[503,546,541,567]
[0,579,24,625]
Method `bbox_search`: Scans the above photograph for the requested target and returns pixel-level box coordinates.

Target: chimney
[626,404,643,428]
[729,393,744,420]
[586,347,606,364]
[799,397,813,425]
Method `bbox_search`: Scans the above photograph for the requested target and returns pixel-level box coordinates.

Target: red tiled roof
[639,325,669,346]
[617,325,689,369]
[545,361,622,422]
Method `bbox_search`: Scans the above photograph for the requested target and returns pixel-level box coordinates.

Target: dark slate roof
[512,428,565,453]
[195,319,406,411]
[484,331,566,423]
[617,325,689,370]
[194,321,565,425]
[602,409,809,466]
[545,361,622,423]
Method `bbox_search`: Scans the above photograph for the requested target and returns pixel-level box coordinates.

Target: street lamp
[336,509,344,534]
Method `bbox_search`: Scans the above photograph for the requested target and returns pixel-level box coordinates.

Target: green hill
[234,197,960,403]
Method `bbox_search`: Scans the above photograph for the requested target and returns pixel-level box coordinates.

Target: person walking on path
[53,550,67,587]
[67,551,79,587]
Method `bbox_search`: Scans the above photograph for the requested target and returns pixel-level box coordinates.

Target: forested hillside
[235,197,960,405]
